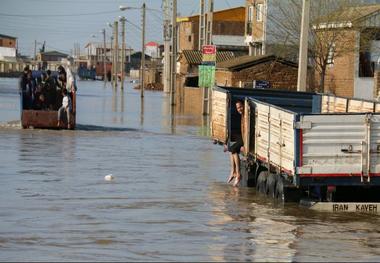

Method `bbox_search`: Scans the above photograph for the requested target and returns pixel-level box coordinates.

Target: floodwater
[1,77,380,262]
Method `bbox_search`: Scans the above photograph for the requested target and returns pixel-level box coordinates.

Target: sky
[0,0,245,57]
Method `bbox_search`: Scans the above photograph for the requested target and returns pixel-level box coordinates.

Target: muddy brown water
[1,78,380,261]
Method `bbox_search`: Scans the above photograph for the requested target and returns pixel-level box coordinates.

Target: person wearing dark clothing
[43,70,57,110]
[19,66,29,109]
[33,94,47,110]
[227,100,245,187]
[25,70,36,109]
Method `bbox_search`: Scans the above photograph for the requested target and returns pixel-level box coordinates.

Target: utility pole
[141,3,146,98]
[120,17,126,89]
[206,0,213,45]
[297,0,310,92]
[34,40,37,61]
[114,20,119,88]
[170,0,177,106]
[102,28,107,83]
[163,0,172,93]
[110,35,114,84]
[203,0,214,116]
[199,0,206,50]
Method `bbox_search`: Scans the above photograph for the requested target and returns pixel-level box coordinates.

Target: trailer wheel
[256,171,268,194]
[274,175,285,202]
[265,173,276,198]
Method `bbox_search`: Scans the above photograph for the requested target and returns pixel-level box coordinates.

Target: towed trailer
[211,86,380,211]
[20,69,76,130]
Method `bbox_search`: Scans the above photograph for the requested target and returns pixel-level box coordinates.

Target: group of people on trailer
[19,64,76,129]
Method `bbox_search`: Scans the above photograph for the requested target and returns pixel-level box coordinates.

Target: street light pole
[120,16,126,89]
[170,0,177,106]
[114,20,119,88]
[141,3,146,98]
[102,28,107,84]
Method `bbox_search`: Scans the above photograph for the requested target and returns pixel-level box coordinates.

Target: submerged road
[1,78,380,261]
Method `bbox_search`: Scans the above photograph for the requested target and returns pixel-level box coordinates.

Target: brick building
[177,6,247,52]
[314,4,380,99]
[215,54,303,91]
[0,34,17,61]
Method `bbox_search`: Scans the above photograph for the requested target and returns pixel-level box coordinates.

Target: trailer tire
[265,173,276,198]
[256,171,268,194]
[275,175,285,202]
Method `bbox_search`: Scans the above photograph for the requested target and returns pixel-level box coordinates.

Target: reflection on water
[1,78,380,261]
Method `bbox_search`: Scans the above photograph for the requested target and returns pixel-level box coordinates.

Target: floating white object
[104,174,114,181]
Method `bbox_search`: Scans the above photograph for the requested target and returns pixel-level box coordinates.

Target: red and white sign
[202,45,216,62]
[202,45,216,55]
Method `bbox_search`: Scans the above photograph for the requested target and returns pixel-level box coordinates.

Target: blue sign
[254,80,271,89]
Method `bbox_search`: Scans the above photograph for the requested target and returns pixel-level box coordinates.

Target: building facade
[0,34,17,61]
[177,6,247,52]
[315,4,380,99]
[244,0,298,58]
[215,55,302,90]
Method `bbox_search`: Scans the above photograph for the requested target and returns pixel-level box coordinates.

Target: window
[256,3,263,22]
[188,35,192,42]
[248,5,254,23]
[359,52,375,77]
[327,42,335,65]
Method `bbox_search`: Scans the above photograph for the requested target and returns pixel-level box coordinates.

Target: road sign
[202,45,216,63]
[199,65,215,88]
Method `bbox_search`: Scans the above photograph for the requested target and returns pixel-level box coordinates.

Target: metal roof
[217,54,298,71]
[181,50,235,65]
[0,33,17,39]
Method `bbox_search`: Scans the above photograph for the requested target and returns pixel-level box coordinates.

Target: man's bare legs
[232,153,241,187]
[228,153,236,183]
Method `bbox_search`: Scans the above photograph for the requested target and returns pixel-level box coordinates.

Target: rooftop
[315,4,380,28]
[180,50,235,65]
[217,54,298,71]
[41,51,68,57]
[0,33,17,39]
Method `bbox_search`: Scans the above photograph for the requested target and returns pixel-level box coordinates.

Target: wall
[178,21,196,51]
[215,70,234,86]
[0,37,16,48]
[178,7,245,52]
[317,30,357,98]
[0,47,16,58]
[354,77,374,100]
[216,61,300,91]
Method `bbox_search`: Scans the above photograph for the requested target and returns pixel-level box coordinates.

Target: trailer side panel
[211,90,228,143]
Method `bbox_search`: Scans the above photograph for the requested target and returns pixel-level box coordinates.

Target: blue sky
[0,0,245,57]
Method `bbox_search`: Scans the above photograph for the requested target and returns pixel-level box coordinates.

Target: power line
[0,10,120,17]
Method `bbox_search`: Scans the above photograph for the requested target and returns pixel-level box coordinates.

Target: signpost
[253,80,271,89]
[199,45,216,115]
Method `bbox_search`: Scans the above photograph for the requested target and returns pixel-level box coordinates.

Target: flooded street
[1,78,380,261]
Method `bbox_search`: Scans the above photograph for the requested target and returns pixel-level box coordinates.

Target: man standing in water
[227,99,245,187]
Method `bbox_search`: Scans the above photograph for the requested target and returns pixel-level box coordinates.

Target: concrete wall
[0,47,16,58]
[354,77,374,100]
